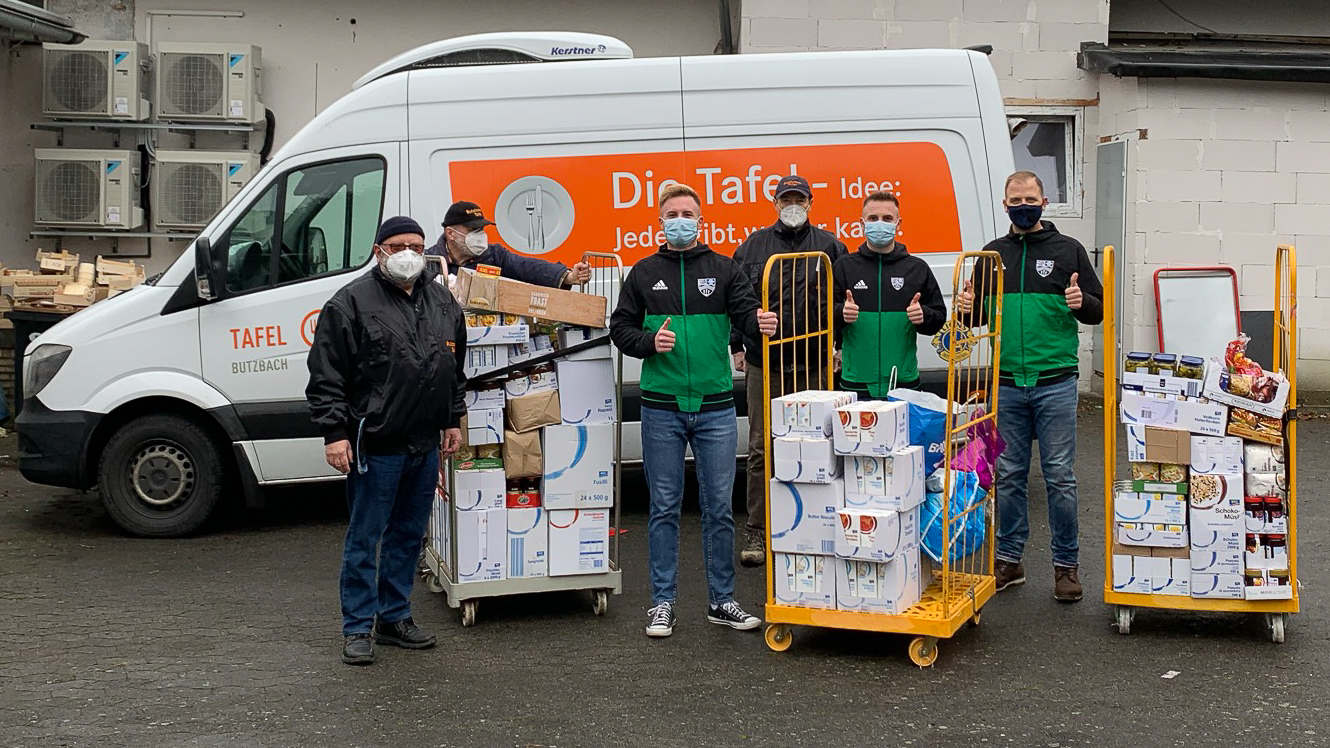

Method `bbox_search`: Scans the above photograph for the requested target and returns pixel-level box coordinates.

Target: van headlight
[24,344,72,400]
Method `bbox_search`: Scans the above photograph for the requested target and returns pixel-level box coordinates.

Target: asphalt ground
[1,410,1327,747]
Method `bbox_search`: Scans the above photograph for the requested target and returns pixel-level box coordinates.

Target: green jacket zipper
[678,254,691,409]
[1020,237,1028,387]
[876,251,885,392]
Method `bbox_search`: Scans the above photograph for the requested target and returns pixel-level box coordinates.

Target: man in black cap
[307,215,468,666]
[730,175,847,568]
[427,200,592,288]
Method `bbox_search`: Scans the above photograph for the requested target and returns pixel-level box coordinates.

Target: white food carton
[832,400,910,457]
[772,437,841,484]
[769,478,843,556]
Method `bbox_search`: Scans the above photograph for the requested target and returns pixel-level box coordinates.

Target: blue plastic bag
[887,388,948,473]
[920,469,988,564]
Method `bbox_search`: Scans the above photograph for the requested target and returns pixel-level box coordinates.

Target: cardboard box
[1189,488,1243,552]
[502,429,543,478]
[834,507,919,563]
[1201,361,1290,419]
[770,390,857,439]
[556,325,612,361]
[1245,537,1290,571]
[1120,391,1228,437]
[456,508,506,583]
[1190,549,1244,575]
[842,447,925,511]
[53,284,97,307]
[463,387,507,412]
[1228,408,1283,447]
[772,437,841,484]
[507,507,548,579]
[506,390,561,433]
[1121,369,1206,398]
[453,468,506,511]
[1244,582,1294,600]
[461,408,505,446]
[548,508,610,576]
[542,423,613,510]
[834,554,923,614]
[503,367,559,399]
[1189,471,1242,509]
[1191,573,1244,599]
[773,553,836,610]
[1244,509,1288,535]
[455,456,503,472]
[769,478,843,556]
[466,321,530,346]
[1117,522,1189,548]
[1125,426,1190,464]
[1114,491,1187,525]
[95,255,144,283]
[1111,552,1153,595]
[832,400,910,457]
[464,344,509,379]
[509,333,556,364]
[1191,435,1244,475]
[1139,556,1191,596]
[430,490,449,560]
[37,249,79,274]
[555,358,617,424]
[454,266,608,328]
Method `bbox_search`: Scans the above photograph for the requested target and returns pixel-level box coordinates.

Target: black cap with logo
[442,201,497,229]
[775,175,812,198]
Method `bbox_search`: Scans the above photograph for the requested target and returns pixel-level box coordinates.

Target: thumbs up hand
[655,317,676,353]
[757,308,778,337]
[1065,272,1083,311]
[957,280,975,314]
[907,293,924,325]
[843,289,860,324]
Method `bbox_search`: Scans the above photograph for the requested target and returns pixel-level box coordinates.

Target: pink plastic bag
[949,407,1006,490]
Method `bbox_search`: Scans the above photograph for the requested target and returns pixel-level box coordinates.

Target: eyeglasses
[377,242,426,254]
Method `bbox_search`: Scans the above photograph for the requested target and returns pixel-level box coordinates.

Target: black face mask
[1007,204,1043,230]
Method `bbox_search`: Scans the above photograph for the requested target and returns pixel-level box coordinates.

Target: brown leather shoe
[1054,565,1083,603]
[995,559,1025,591]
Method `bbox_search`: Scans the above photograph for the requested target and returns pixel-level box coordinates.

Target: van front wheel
[99,414,227,537]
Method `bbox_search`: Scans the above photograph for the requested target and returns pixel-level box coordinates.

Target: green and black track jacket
[831,242,947,397]
[610,244,762,413]
[961,221,1104,387]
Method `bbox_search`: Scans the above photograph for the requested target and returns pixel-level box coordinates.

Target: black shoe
[995,559,1026,592]
[708,600,761,630]
[740,526,766,568]
[342,633,375,665]
[646,602,675,638]
[374,617,437,649]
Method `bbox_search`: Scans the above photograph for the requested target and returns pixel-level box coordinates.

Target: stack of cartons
[439,265,614,585]
[1115,354,1293,601]
[769,391,926,614]
[1,251,145,310]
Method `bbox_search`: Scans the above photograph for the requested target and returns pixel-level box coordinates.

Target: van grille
[408,48,542,69]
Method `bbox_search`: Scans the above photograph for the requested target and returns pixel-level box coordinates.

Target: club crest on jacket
[698,277,717,297]
[891,277,904,291]
[1036,259,1054,277]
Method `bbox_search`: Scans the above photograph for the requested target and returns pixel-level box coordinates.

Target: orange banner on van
[448,142,961,267]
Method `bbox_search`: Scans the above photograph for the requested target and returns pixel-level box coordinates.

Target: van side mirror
[194,237,220,301]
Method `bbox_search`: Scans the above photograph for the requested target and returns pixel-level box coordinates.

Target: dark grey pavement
[2,411,1328,747]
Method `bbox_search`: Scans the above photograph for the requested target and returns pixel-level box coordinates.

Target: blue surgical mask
[663,217,699,248]
[864,220,897,248]
[1007,204,1043,230]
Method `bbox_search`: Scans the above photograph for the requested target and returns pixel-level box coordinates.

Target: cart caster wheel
[969,612,982,628]
[908,636,939,667]
[425,574,445,594]
[461,601,478,628]
[764,624,793,652]
[1266,613,1286,644]
[1116,606,1134,635]
[592,590,609,616]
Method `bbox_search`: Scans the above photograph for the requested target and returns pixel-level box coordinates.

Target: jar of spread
[1244,569,1265,587]
[1265,497,1285,522]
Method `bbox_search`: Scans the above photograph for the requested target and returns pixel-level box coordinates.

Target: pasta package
[1244,443,1285,474]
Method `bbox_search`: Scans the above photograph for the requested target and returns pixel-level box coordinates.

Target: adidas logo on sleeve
[854,280,868,290]
[652,280,669,291]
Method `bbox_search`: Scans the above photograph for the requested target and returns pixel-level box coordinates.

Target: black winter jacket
[306,264,468,455]
[730,221,847,367]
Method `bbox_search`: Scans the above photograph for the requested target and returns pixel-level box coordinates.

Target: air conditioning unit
[152,150,259,231]
[156,42,265,123]
[43,41,150,120]
[34,149,144,229]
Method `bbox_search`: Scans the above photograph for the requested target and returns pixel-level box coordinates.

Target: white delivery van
[17,32,1014,536]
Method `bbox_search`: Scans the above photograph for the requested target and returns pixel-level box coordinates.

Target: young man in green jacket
[958,171,1104,603]
[610,184,778,638]
[833,191,947,397]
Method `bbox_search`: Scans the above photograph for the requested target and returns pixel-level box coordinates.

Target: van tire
[98,414,227,537]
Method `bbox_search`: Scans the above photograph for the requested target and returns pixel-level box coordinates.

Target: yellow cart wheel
[764,624,793,652]
[908,636,939,667]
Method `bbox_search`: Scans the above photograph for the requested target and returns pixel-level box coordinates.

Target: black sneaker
[646,602,675,638]
[995,559,1026,592]
[374,617,437,649]
[740,526,766,568]
[708,600,761,630]
[342,633,375,665]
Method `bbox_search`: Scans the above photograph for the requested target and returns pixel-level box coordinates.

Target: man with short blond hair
[610,183,778,638]
[958,171,1103,603]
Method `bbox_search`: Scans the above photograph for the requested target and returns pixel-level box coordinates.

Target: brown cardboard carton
[37,250,79,274]
[1143,427,1190,465]
[454,266,606,328]
[502,429,543,478]
[506,389,561,433]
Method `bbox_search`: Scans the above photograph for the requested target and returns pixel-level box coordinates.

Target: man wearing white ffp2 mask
[427,200,591,289]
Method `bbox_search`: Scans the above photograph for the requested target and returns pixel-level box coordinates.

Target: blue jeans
[641,405,739,606]
[341,450,438,636]
[995,377,1080,567]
